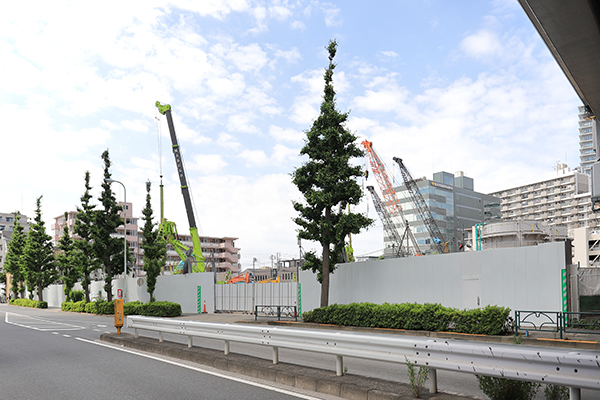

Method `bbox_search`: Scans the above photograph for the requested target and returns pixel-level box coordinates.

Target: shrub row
[302,302,511,335]
[9,298,48,309]
[61,300,181,317]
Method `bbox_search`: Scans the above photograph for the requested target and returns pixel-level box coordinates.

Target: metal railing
[127,316,600,394]
[254,305,297,321]
[515,310,600,339]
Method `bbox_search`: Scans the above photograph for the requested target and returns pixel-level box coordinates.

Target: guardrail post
[272,347,279,364]
[135,328,139,339]
[188,336,193,348]
[336,355,343,376]
[570,387,581,400]
[224,340,230,355]
[159,332,163,343]
[277,306,281,321]
[429,368,437,393]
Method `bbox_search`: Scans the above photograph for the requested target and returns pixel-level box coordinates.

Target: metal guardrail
[127,316,600,394]
[515,310,600,339]
[254,305,297,321]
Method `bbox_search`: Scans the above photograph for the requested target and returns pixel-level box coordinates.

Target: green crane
[156,101,205,273]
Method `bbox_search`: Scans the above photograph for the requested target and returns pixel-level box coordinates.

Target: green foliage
[60,299,180,317]
[69,290,85,302]
[291,39,372,308]
[71,300,87,313]
[405,356,429,398]
[23,196,58,302]
[124,300,142,315]
[476,376,540,400]
[302,302,511,335]
[543,384,569,400]
[57,212,82,301]
[93,150,125,302]
[74,171,98,303]
[139,301,182,317]
[140,181,167,301]
[10,298,46,308]
[4,212,27,299]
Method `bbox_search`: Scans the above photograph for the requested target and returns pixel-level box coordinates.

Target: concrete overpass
[519,0,600,118]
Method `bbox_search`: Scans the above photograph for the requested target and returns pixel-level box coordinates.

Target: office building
[391,171,501,255]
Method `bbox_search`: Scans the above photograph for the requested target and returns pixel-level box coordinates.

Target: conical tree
[93,150,124,302]
[140,181,167,302]
[4,212,27,299]
[73,171,98,303]
[23,196,58,302]
[56,212,81,301]
[292,39,372,307]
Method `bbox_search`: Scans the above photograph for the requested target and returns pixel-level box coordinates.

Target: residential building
[488,164,597,232]
[53,202,241,275]
[0,212,29,274]
[391,171,501,255]
[579,105,598,174]
[167,234,241,273]
[52,203,142,274]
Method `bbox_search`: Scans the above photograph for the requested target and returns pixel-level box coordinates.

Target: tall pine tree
[56,212,81,301]
[140,181,167,302]
[93,150,124,302]
[23,196,57,302]
[292,40,372,307]
[4,212,27,299]
[74,171,98,303]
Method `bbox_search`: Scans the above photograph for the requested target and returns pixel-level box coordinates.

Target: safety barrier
[515,310,600,339]
[127,316,600,396]
[254,305,297,321]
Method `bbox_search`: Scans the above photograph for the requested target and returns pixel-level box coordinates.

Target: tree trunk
[320,207,331,308]
[38,282,44,302]
[84,273,90,303]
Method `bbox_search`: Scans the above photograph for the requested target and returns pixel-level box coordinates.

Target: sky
[0,0,582,270]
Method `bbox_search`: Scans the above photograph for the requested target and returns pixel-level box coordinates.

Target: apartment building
[488,164,597,232]
[167,234,241,274]
[0,212,29,274]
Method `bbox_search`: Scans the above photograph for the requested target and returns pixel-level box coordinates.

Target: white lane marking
[97,324,107,328]
[63,334,71,338]
[76,338,325,400]
[5,312,85,331]
[52,332,59,335]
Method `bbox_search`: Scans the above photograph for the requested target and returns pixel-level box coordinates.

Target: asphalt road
[2,305,598,399]
[0,305,339,400]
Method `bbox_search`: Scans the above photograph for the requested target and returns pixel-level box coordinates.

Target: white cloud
[269,125,304,143]
[187,154,228,174]
[239,149,269,166]
[461,30,502,59]
[290,20,306,30]
[122,120,149,132]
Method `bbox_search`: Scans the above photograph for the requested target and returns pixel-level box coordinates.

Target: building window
[6,217,13,223]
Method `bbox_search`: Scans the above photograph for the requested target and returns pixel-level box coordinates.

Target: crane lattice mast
[362,140,421,256]
[393,157,447,254]
[366,186,407,257]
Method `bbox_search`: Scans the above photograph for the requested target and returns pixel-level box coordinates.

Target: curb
[100,333,477,400]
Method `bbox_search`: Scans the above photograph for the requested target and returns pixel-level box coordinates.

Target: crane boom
[393,157,447,254]
[156,101,205,273]
[362,140,421,255]
[366,186,406,257]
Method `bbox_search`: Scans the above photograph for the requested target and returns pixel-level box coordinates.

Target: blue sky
[0,1,581,268]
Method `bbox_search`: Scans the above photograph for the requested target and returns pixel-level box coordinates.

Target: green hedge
[9,298,47,309]
[60,300,181,317]
[302,302,511,335]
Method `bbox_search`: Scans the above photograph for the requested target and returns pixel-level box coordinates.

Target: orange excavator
[227,271,252,284]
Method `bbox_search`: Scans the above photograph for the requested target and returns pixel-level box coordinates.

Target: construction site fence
[214,282,298,313]
[578,268,600,312]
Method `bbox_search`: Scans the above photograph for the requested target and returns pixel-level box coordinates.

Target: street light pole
[107,178,127,302]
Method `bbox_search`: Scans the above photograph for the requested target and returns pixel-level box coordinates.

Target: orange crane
[362,140,422,256]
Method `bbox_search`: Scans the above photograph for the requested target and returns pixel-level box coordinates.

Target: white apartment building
[488,164,598,232]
